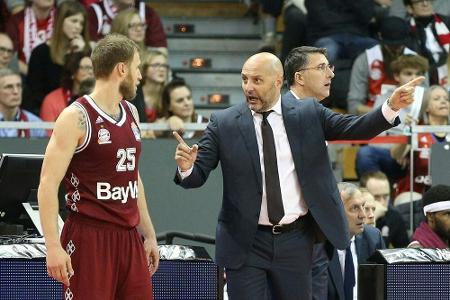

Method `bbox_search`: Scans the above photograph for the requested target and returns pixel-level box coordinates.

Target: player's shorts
[60,213,153,300]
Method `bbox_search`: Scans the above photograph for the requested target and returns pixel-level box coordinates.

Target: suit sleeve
[316,100,399,141]
[174,113,220,188]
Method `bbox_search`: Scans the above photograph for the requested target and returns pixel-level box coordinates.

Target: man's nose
[244,82,254,92]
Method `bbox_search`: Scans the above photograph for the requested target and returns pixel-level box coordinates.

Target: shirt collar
[0,109,20,121]
[251,95,282,117]
[290,90,301,100]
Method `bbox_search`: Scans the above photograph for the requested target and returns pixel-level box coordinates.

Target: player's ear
[116,62,127,77]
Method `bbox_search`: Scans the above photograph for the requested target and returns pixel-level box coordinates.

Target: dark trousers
[226,225,314,300]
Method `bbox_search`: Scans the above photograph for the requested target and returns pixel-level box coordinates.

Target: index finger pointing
[403,76,425,88]
[173,131,187,146]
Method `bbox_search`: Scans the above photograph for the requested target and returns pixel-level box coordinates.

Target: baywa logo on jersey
[131,122,141,141]
[98,128,112,144]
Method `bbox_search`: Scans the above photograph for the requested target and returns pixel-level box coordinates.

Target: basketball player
[38,34,159,299]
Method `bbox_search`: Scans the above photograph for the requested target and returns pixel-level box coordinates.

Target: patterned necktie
[261,110,284,224]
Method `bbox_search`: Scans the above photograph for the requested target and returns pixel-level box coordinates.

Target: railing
[2,122,450,234]
[0,121,208,131]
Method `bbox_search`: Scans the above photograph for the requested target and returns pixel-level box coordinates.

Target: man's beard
[119,74,136,100]
[434,218,450,243]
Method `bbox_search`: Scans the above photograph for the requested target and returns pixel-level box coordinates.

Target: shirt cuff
[178,166,193,179]
[381,101,400,124]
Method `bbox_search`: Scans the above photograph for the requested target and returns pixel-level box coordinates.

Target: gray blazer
[327,225,386,300]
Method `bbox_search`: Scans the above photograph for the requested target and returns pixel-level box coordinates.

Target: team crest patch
[131,122,141,141]
[98,128,111,144]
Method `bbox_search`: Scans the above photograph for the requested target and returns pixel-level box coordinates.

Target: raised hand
[388,76,425,111]
[173,131,198,172]
[69,35,86,52]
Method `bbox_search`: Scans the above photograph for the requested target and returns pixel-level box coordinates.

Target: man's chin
[123,93,137,101]
[247,102,261,112]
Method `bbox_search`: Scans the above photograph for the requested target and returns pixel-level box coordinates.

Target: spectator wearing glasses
[0,68,45,137]
[137,50,170,123]
[403,0,450,85]
[110,8,146,58]
[40,52,94,124]
[88,0,167,54]
[360,171,409,247]
[0,33,18,72]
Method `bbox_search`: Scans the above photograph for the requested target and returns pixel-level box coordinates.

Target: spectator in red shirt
[88,0,167,54]
[25,0,91,115]
[6,0,56,75]
[40,52,94,124]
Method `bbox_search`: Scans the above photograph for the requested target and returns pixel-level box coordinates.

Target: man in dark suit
[327,183,385,300]
[173,52,422,299]
[283,46,337,300]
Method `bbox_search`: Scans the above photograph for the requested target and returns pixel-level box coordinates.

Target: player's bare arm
[129,102,160,275]
[136,173,160,275]
[38,105,86,286]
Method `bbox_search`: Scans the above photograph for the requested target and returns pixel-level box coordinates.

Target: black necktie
[344,245,356,300]
[261,110,284,224]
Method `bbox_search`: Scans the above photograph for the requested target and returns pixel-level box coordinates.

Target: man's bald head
[244,52,283,78]
[241,52,284,112]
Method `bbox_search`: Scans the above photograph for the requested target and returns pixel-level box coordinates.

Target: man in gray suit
[326,183,385,300]
[173,52,422,299]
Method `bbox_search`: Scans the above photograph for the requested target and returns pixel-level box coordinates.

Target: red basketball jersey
[63,96,142,228]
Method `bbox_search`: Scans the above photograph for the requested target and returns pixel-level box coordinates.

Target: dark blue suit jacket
[327,225,386,300]
[175,92,397,269]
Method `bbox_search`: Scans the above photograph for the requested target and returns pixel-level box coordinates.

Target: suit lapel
[282,93,303,176]
[329,249,346,300]
[355,233,367,264]
[237,104,262,189]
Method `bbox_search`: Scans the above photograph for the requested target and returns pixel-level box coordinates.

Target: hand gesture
[388,76,425,111]
[69,35,86,52]
[143,238,160,276]
[173,131,198,172]
[46,245,74,286]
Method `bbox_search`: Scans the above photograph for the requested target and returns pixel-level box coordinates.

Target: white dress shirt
[337,237,358,300]
[251,96,307,225]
